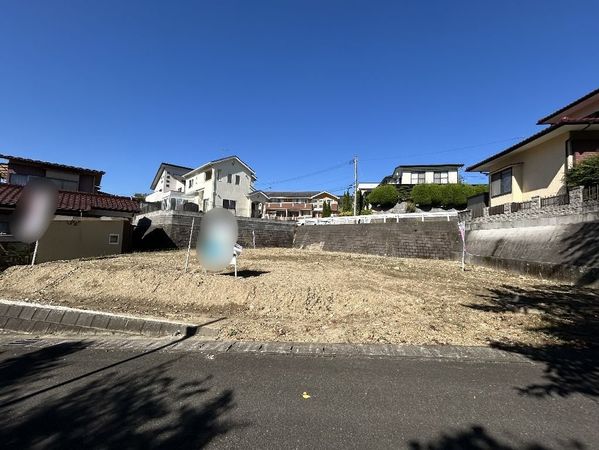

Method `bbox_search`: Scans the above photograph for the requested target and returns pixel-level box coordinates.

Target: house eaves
[183,156,256,179]
[537,87,599,125]
[466,119,599,172]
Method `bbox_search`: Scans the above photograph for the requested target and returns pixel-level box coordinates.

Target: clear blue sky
[1,1,598,196]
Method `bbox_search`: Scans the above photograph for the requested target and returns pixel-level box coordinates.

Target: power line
[256,160,352,188]
[360,137,525,163]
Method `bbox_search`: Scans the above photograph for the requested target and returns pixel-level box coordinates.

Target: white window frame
[108,234,120,245]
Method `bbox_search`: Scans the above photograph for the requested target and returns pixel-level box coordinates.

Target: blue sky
[1,1,598,196]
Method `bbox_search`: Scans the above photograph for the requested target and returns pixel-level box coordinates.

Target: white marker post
[31,240,39,266]
[458,221,466,271]
[184,217,195,273]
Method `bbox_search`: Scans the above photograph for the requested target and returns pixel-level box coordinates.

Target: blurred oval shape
[10,178,59,244]
[196,208,238,272]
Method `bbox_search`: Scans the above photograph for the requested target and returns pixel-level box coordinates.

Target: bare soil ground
[1,248,595,346]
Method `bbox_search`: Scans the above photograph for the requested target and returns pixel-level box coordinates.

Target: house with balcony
[467,87,599,207]
[382,164,463,185]
[248,191,340,220]
[145,156,257,217]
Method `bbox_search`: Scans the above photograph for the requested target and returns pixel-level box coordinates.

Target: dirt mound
[0,248,575,346]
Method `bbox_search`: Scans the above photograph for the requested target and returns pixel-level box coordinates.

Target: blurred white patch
[10,179,58,243]
[196,208,239,272]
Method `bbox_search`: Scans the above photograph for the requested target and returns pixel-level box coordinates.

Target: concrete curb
[0,335,532,363]
[0,299,218,338]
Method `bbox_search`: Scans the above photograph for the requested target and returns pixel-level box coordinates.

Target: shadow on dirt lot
[467,284,599,398]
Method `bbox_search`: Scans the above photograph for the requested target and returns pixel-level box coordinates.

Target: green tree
[367,184,400,209]
[356,190,364,213]
[322,200,332,217]
[340,191,352,212]
[565,155,599,187]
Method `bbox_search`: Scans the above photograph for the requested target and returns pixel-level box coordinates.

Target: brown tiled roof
[0,154,105,175]
[537,87,599,124]
[0,184,139,213]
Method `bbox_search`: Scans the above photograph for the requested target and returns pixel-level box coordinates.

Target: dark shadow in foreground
[408,425,584,450]
[0,341,88,405]
[467,284,599,398]
[0,359,238,449]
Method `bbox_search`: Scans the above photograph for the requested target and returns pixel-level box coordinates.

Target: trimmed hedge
[411,184,487,209]
[366,184,400,208]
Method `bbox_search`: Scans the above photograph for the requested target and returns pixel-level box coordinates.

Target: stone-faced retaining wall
[294,220,461,260]
[133,211,295,250]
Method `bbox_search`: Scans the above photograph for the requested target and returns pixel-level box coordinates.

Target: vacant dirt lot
[1,248,595,346]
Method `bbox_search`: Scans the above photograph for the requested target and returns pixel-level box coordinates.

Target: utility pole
[353,156,358,216]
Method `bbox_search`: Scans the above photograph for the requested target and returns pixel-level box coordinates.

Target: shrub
[411,184,487,209]
[405,201,417,213]
[565,155,599,187]
[367,184,400,209]
[359,209,372,215]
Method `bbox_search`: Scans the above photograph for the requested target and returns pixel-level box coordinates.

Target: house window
[108,234,120,245]
[433,172,449,184]
[410,172,425,184]
[227,174,232,183]
[188,178,194,188]
[223,199,236,210]
[235,175,240,185]
[0,220,9,235]
[490,168,512,197]
[217,169,222,180]
[205,171,212,181]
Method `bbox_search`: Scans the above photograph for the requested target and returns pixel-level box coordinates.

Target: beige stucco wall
[488,134,567,207]
[185,160,254,217]
[36,218,126,263]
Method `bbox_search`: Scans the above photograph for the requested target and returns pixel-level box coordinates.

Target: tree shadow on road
[466,284,599,398]
[0,341,88,405]
[408,425,585,450]
[0,358,238,449]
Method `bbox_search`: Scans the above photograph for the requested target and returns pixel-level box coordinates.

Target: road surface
[0,336,597,449]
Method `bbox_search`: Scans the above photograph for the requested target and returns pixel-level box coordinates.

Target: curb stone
[0,299,218,338]
[0,335,533,364]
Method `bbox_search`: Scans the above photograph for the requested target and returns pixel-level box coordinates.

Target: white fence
[297,211,458,225]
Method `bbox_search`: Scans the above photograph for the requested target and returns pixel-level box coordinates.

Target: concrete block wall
[133,211,295,250]
[294,220,461,260]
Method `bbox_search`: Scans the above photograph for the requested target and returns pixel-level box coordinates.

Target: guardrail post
[421,213,424,222]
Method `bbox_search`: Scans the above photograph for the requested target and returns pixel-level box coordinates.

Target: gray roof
[150,162,194,190]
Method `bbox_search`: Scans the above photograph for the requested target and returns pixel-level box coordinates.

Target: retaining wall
[464,209,599,285]
[133,211,295,250]
[294,220,461,259]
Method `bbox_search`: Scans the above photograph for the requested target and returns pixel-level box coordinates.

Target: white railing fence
[297,211,458,225]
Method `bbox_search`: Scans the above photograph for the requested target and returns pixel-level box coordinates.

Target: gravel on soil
[0,248,593,346]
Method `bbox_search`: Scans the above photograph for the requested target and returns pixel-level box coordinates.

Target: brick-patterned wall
[294,221,461,260]
[133,211,295,250]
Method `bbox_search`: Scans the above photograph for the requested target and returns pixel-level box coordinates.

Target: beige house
[145,156,257,217]
[467,87,599,207]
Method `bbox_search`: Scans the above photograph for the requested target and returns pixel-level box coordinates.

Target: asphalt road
[0,338,597,449]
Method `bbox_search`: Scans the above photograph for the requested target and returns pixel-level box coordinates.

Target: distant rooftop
[0,154,105,175]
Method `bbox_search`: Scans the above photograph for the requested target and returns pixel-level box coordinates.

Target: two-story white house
[382,164,463,185]
[145,156,257,217]
[145,162,192,204]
